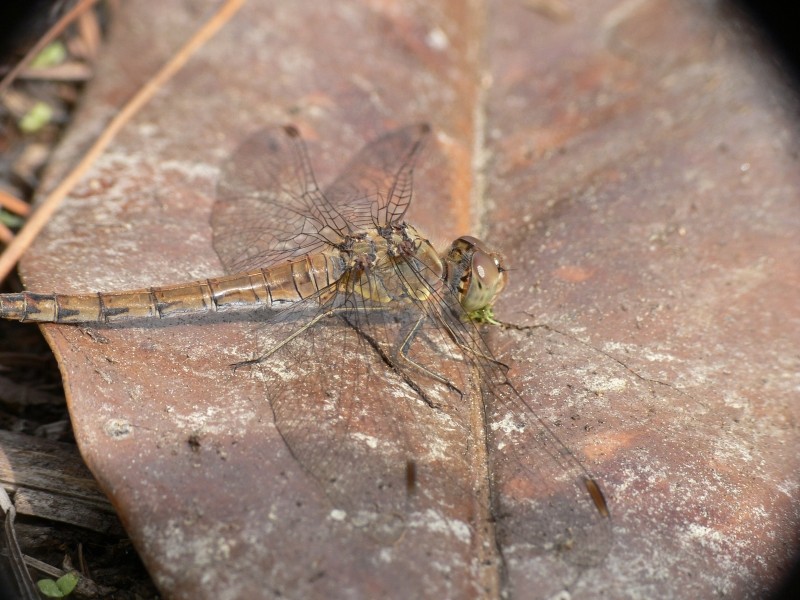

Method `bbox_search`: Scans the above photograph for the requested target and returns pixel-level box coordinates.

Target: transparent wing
[212,126,349,273]
[389,253,613,577]
[249,280,472,543]
[321,123,430,229]
[212,124,430,274]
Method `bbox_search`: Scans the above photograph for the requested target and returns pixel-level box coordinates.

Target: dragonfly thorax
[336,224,445,305]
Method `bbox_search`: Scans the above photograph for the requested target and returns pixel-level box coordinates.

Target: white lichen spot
[685,522,729,553]
[379,547,393,563]
[329,509,347,522]
[352,431,380,449]
[584,375,627,393]
[602,341,636,354]
[490,412,525,436]
[426,27,449,50]
[640,349,678,363]
[104,418,133,439]
[410,509,471,544]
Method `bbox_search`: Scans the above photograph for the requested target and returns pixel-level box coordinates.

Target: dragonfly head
[445,236,507,318]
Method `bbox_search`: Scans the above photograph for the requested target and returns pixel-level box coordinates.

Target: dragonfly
[1,123,611,578]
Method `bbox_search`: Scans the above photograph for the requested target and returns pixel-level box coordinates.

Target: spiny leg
[392,315,462,396]
[233,304,391,370]
[336,312,452,410]
[232,309,335,369]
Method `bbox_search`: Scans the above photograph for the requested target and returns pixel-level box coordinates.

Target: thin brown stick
[0,0,100,96]
[0,222,14,245]
[0,189,31,217]
[19,62,94,82]
[0,0,247,282]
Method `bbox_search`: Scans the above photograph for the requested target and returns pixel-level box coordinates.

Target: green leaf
[0,209,25,229]
[30,41,67,68]
[18,101,53,133]
[37,579,64,597]
[56,572,79,594]
[36,572,78,597]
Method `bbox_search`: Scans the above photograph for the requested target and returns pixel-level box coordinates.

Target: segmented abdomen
[0,253,339,323]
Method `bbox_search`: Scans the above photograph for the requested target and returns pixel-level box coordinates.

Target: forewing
[455,317,611,570]
[212,126,349,274]
[483,370,612,564]
[393,256,613,582]
[323,123,430,229]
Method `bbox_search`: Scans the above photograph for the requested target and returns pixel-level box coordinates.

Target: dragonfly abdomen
[0,253,339,324]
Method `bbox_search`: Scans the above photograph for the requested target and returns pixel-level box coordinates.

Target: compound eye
[461,247,508,313]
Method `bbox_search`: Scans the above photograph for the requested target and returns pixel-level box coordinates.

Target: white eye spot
[477,264,486,279]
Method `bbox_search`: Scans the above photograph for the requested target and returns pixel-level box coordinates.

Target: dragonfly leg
[393,315,461,395]
[232,309,335,369]
[233,304,393,369]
